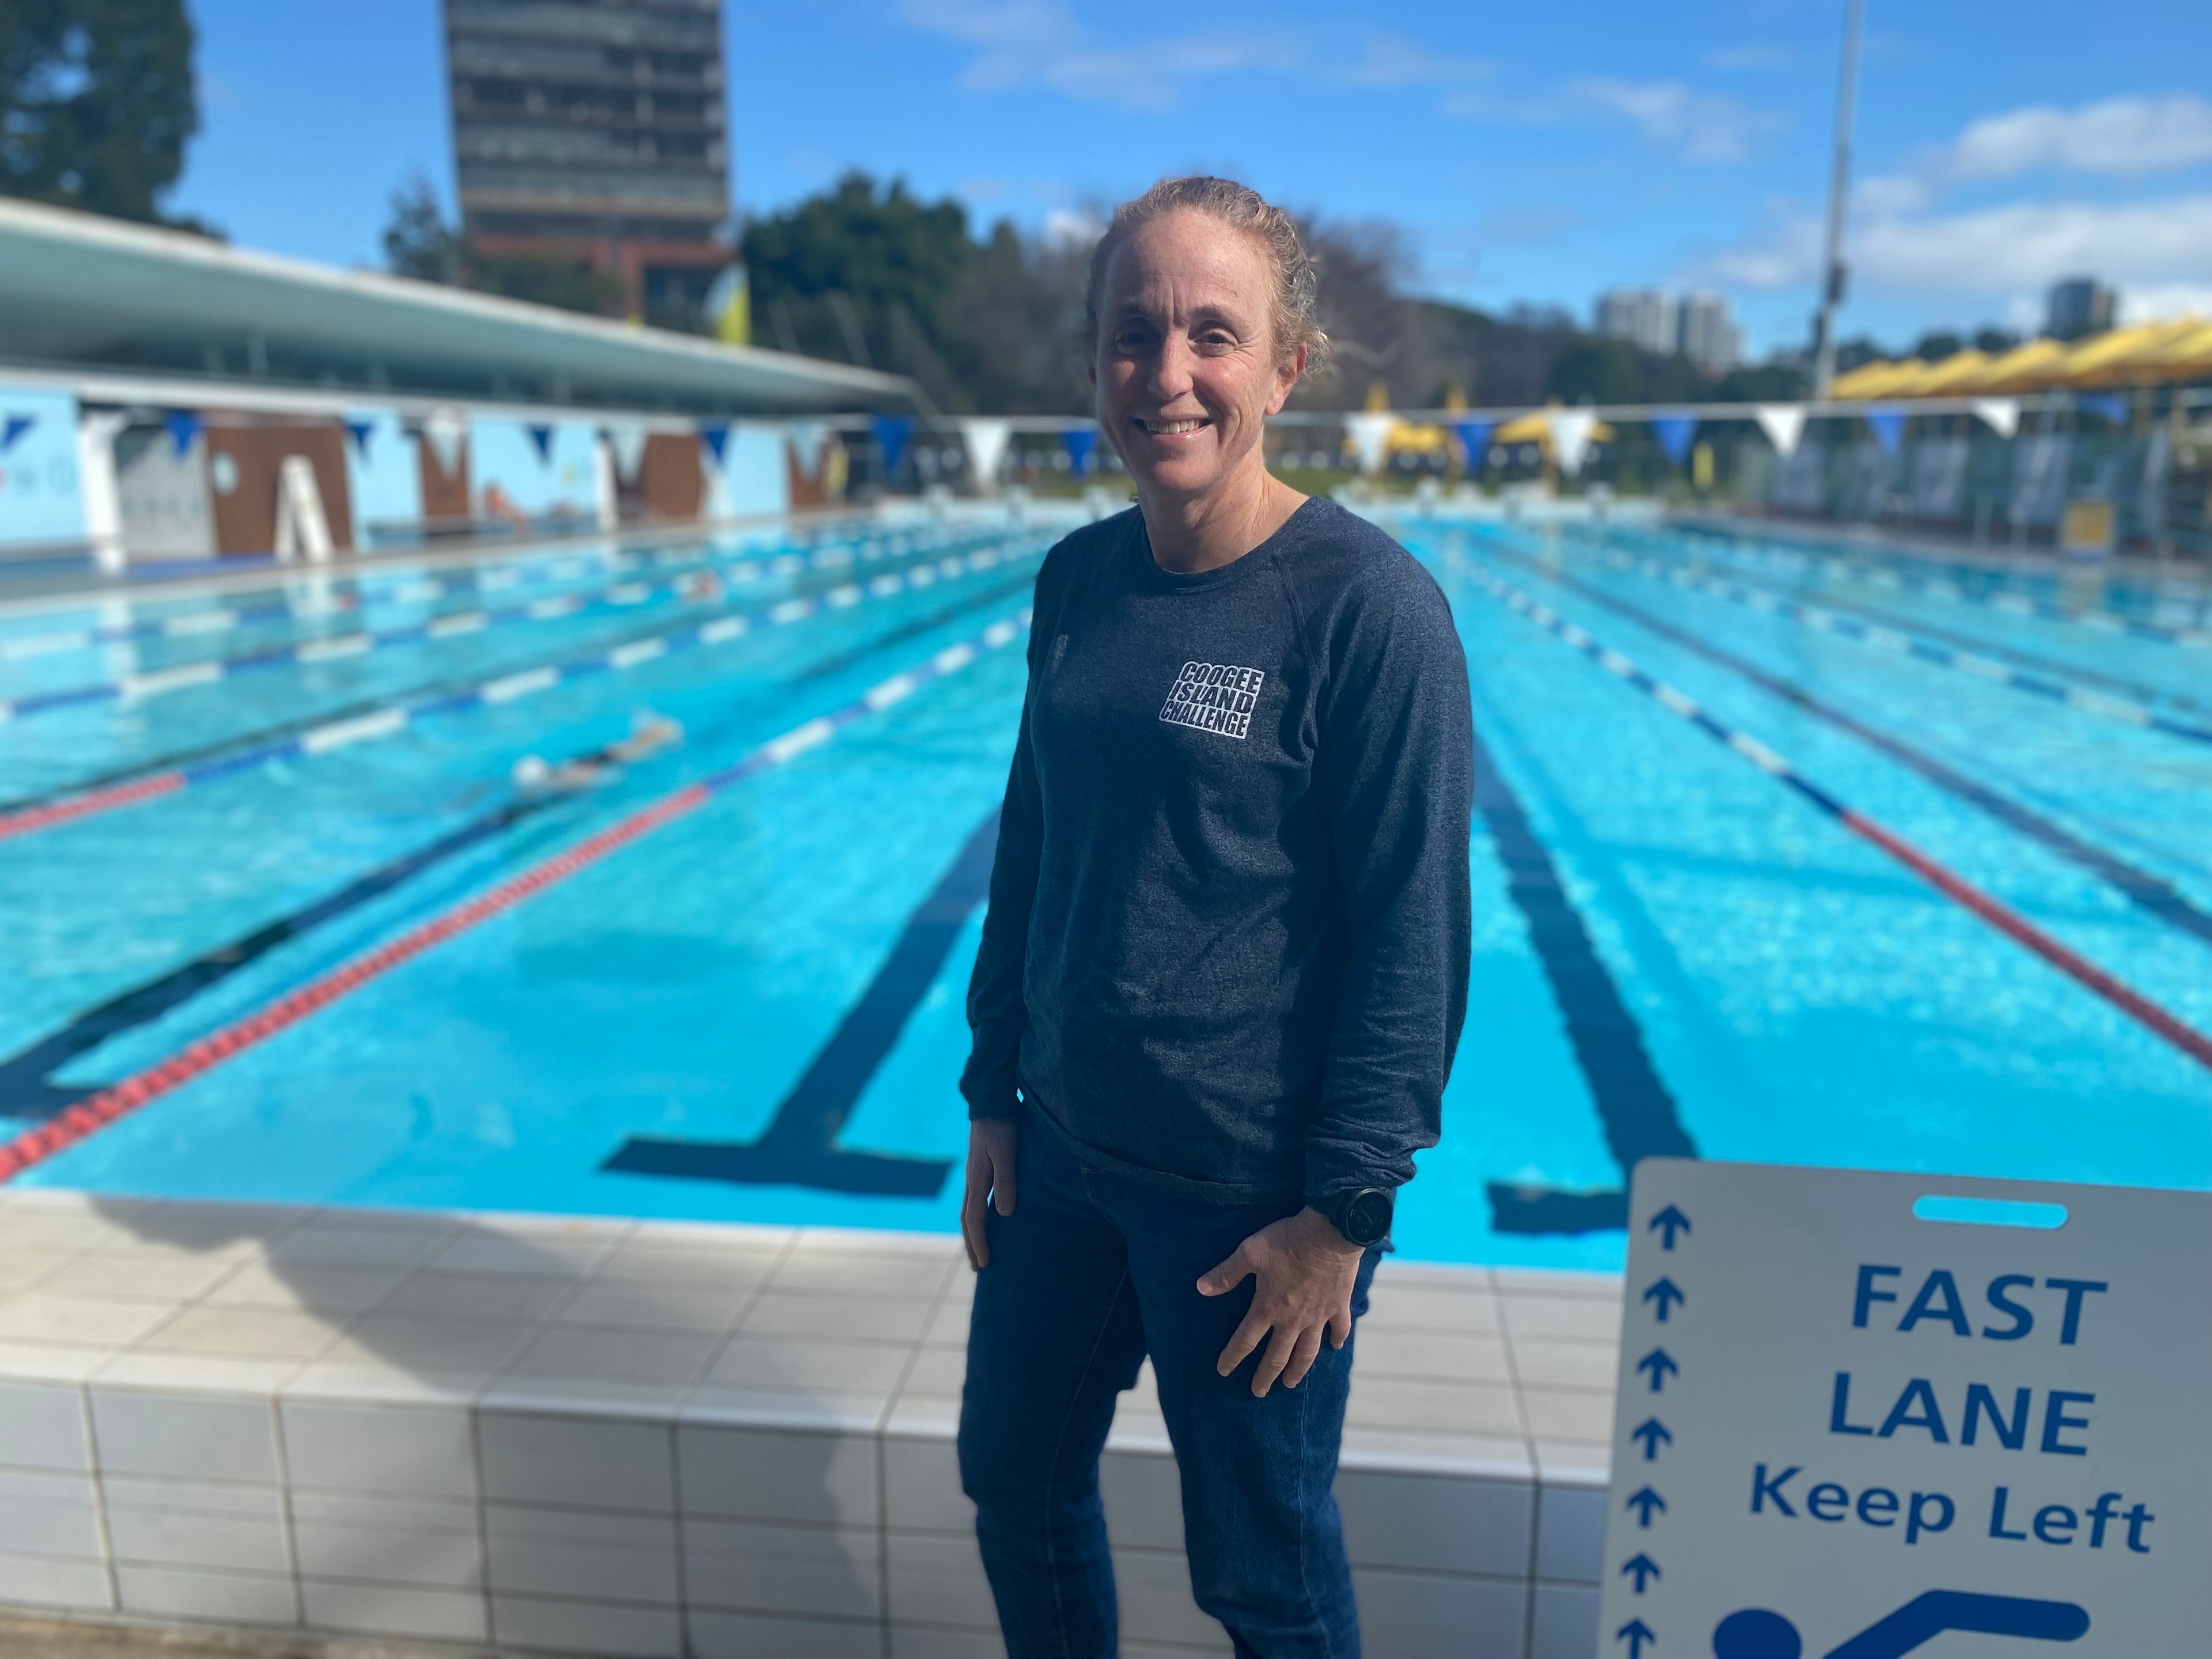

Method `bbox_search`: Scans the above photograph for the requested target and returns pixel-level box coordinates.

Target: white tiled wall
[0,1191,1623,1658]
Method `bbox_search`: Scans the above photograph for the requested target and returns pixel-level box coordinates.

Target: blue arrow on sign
[1649,1205,1691,1248]
[1631,1419,1672,1461]
[1616,1618,1656,1658]
[1621,1554,1661,1593]
[1643,1278,1686,1321]
[1636,1349,1679,1393]
[1624,1487,1666,1527]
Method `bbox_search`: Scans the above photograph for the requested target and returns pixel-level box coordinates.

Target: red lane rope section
[0,782,713,1181]
[0,772,188,842]
[1842,812,2212,1072]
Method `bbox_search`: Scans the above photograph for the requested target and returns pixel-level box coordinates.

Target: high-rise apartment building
[1596,287,1743,374]
[444,0,732,329]
[2046,276,2113,342]
[1676,291,1744,376]
[1595,288,1679,357]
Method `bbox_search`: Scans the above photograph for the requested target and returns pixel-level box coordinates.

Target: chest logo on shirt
[1159,660,1266,741]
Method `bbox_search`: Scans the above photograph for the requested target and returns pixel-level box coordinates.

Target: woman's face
[1092,210,1302,502]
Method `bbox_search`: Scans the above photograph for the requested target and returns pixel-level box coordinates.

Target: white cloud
[1040,207,1105,250]
[896,0,1299,109]
[1701,194,2212,302]
[1334,32,1494,89]
[2118,285,2212,324]
[1441,77,1782,164]
[1566,78,1781,164]
[1942,94,2212,180]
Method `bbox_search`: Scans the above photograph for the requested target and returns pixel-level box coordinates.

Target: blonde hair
[1084,176,1331,374]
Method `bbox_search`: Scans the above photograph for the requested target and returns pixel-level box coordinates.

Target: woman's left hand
[1197,1208,1365,1397]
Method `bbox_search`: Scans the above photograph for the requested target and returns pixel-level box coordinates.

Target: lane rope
[0,524,1001,717]
[1455,540,2212,953]
[1520,531,2212,747]
[0,537,1046,844]
[1453,558,2212,1075]
[1650,526,2212,644]
[0,610,1032,1182]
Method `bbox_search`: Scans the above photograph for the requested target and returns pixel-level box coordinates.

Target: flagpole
[1810,0,1865,399]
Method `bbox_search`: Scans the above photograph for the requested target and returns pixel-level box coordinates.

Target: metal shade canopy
[0,198,919,417]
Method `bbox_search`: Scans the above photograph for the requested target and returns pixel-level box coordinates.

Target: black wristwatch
[1317,1187,1393,1248]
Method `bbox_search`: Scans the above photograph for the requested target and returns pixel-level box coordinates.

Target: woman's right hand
[961,1119,1020,1271]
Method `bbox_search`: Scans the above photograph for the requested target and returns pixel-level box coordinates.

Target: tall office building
[2046,276,2113,342]
[1676,290,1744,376]
[1595,288,1679,357]
[444,0,732,328]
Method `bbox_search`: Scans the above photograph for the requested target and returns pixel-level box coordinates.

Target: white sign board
[1599,1160,2210,1658]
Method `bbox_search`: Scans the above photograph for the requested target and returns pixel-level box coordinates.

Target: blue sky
[175,1,2212,356]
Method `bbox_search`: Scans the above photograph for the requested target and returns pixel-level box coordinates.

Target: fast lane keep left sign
[1596,1160,2211,1657]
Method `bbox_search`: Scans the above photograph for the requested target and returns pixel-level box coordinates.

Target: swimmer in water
[512,710,682,796]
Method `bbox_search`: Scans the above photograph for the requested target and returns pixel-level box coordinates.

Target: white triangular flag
[960,418,1012,488]
[1971,398,2020,439]
[1344,412,1397,476]
[422,408,467,477]
[605,423,649,480]
[786,420,830,482]
[1755,404,1807,457]
[1547,409,1599,478]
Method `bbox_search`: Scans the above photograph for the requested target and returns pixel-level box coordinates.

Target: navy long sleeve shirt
[960,498,1473,1207]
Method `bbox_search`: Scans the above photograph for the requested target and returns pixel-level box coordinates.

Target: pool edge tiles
[0,1190,1616,1659]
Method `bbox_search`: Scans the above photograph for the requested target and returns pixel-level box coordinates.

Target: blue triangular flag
[698,423,730,466]
[165,409,203,459]
[1650,414,1698,467]
[872,415,914,475]
[0,414,35,455]
[2078,392,2128,426]
[1063,426,1097,478]
[1863,407,1907,457]
[1448,419,1493,466]
[525,423,556,464]
[344,420,376,457]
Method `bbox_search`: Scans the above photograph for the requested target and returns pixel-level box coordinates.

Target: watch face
[1345,1189,1392,1244]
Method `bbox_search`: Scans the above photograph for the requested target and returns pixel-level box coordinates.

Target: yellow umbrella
[2047,320,2199,388]
[2124,319,2212,382]
[1490,412,1618,446]
[1827,359,1926,399]
[1951,338,2069,393]
[1903,350,1991,396]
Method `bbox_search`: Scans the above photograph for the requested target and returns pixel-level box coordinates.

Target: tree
[745,173,973,375]
[377,175,624,318]
[382,174,463,284]
[0,0,202,226]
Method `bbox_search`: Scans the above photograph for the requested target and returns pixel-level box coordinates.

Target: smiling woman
[953,176,1475,1657]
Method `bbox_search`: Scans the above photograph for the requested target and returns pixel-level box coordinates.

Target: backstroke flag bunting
[959,418,1011,488]
[1971,398,2021,438]
[1755,404,1806,457]
[787,420,830,482]
[1063,426,1097,478]
[1448,418,1494,468]
[1651,414,1698,467]
[1547,409,1599,478]
[1344,412,1396,476]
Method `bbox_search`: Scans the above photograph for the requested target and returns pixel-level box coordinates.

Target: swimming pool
[3,507,2207,1271]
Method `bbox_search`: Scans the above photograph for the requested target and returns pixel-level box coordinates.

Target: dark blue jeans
[957,1118,1380,1658]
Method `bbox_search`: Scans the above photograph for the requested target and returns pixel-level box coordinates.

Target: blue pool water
[3,509,2207,1270]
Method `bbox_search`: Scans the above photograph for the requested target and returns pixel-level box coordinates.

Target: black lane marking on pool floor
[1467,709,1696,1236]
[601,808,999,1197]
[0,796,563,1120]
[1479,540,2212,953]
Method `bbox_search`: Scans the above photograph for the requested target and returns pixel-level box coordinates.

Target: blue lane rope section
[0,524,1006,719]
[0,536,1048,842]
[602,806,1003,1197]
[1537,529,2212,743]
[1464,703,1696,1236]
[1466,540,2212,953]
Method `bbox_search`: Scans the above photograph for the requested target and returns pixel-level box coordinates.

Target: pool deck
[0,1190,1618,1659]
